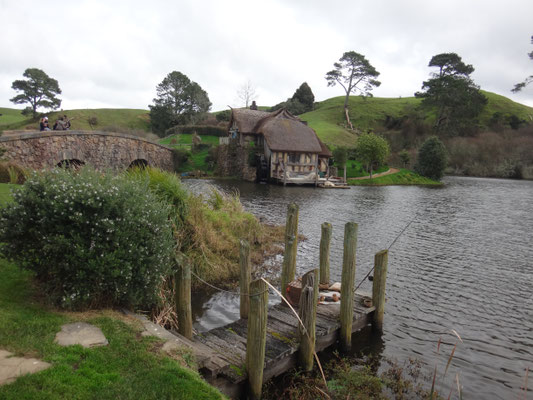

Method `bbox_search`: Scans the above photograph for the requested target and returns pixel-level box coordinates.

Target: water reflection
[185,177,533,399]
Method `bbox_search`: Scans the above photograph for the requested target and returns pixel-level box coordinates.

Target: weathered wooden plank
[317,303,341,319]
[268,308,300,329]
[225,318,248,337]
[266,319,298,340]
[210,328,247,353]
[197,332,244,365]
[264,332,294,360]
[314,314,338,335]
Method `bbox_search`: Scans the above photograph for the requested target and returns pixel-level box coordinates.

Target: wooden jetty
[193,294,374,398]
[173,203,389,399]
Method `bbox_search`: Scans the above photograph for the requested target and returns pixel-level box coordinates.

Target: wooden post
[239,239,251,319]
[298,269,319,371]
[372,249,388,331]
[246,279,268,400]
[319,222,332,286]
[174,253,192,340]
[340,222,358,351]
[280,203,299,298]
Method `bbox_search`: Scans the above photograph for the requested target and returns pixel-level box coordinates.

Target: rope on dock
[191,214,418,298]
[190,270,271,297]
[353,214,418,292]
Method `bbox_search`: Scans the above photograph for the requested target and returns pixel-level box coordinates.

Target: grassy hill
[2,90,532,149]
[299,92,533,147]
[0,108,150,132]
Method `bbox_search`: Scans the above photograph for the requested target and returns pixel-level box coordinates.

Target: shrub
[215,110,231,122]
[127,167,189,231]
[415,136,447,181]
[0,168,174,309]
[88,116,98,129]
[172,148,192,170]
[192,143,212,153]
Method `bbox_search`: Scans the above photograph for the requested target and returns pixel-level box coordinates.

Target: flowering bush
[0,168,174,309]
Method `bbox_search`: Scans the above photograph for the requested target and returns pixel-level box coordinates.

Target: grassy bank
[347,169,442,186]
[0,108,150,132]
[0,183,16,204]
[335,160,389,178]
[0,258,225,399]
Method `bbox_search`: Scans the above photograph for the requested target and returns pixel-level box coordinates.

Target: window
[288,153,299,163]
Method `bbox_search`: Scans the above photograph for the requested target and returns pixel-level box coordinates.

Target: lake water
[185,177,532,399]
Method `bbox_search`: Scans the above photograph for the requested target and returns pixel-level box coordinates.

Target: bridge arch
[0,131,174,172]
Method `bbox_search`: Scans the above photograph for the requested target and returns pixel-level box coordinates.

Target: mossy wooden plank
[210,328,247,352]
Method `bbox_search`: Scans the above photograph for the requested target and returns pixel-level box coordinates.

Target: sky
[0,0,532,113]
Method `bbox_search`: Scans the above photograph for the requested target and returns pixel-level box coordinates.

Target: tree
[325,51,381,129]
[237,79,258,108]
[356,133,390,179]
[399,149,411,168]
[414,136,447,181]
[10,68,61,118]
[149,71,211,136]
[415,53,487,136]
[269,82,315,115]
[512,35,533,93]
[332,146,348,182]
[292,82,314,112]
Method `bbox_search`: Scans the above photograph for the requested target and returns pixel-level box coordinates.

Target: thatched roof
[230,108,330,155]
[229,109,270,134]
[317,137,332,157]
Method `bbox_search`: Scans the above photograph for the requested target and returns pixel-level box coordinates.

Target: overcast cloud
[1,0,532,113]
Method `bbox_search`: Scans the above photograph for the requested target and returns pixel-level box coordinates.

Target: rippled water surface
[185,177,533,399]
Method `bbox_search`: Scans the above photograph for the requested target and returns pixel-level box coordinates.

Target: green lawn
[0,183,16,205]
[0,108,29,126]
[347,169,442,186]
[335,160,389,178]
[0,258,225,399]
[0,108,150,132]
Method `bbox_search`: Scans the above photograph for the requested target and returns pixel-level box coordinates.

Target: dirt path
[350,168,400,180]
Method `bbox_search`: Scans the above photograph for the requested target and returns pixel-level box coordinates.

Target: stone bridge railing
[0,130,174,171]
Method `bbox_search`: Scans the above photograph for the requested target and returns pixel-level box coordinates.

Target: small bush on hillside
[215,110,231,122]
[415,136,447,181]
[0,168,174,309]
[192,143,212,153]
[172,148,192,170]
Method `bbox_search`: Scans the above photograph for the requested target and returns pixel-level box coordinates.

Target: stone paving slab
[0,349,51,385]
[55,322,109,348]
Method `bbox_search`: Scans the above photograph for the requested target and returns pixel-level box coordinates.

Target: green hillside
[300,92,533,147]
[0,108,150,132]
[300,96,420,146]
[2,91,532,149]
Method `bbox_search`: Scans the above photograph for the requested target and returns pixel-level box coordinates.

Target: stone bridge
[0,131,174,171]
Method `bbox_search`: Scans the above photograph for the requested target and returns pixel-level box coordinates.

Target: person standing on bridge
[39,116,50,131]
